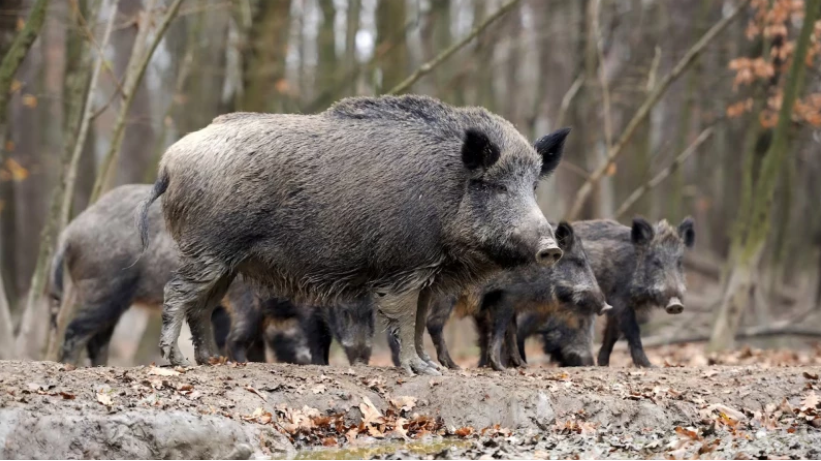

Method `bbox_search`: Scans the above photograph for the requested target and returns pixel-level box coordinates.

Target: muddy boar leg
[425,298,459,369]
[376,290,441,376]
[415,288,443,371]
[305,311,332,365]
[597,314,620,367]
[387,325,401,367]
[427,318,459,370]
[61,298,132,365]
[87,325,116,367]
[486,295,513,371]
[504,320,526,368]
[160,260,233,366]
[621,307,654,368]
[473,313,490,368]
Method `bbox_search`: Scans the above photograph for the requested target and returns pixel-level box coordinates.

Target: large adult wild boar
[142,95,570,375]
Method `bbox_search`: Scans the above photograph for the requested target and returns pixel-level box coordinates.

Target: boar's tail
[50,242,67,303]
[139,169,169,251]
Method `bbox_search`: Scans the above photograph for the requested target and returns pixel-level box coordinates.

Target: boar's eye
[491,183,508,193]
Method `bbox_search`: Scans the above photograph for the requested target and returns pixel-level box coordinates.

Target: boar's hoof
[160,342,190,367]
[401,357,442,376]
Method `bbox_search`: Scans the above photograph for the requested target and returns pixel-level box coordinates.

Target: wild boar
[141,95,569,375]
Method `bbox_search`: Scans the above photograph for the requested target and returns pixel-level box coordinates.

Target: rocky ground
[2,347,821,459]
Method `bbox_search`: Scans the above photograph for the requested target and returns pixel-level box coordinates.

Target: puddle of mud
[293,438,472,460]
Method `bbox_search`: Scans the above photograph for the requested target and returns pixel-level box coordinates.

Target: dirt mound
[1,361,820,458]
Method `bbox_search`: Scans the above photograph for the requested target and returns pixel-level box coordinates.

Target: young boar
[464,222,609,371]
[516,311,596,366]
[305,300,376,366]
[142,95,570,375]
[573,217,695,368]
[403,223,608,371]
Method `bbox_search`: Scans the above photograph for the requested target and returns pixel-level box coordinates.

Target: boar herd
[50,95,694,374]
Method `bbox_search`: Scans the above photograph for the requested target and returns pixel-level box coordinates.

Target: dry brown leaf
[359,396,383,425]
[59,392,75,400]
[148,366,180,377]
[804,371,819,380]
[454,426,475,437]
[801,392,819,411]
[389,395,417,414]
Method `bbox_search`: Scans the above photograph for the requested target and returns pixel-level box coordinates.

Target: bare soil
[2,359,821,459]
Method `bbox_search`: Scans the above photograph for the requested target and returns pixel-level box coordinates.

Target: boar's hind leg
[160,260,234,366]
[376,290,441,376]
[87,325,116,367]
[61,297,132,365]
[426,296,459,369]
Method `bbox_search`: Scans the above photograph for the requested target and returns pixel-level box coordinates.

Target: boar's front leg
[621,307,654,368]
[376,290,441,376]
[597,312,620,367]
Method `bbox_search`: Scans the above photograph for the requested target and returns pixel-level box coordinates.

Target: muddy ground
[2,358,821,459]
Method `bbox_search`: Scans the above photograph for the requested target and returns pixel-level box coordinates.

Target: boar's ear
[678,216,695,248]
[555,221,575,251]
[631,217,654,246]
[534,127,571,178]
[461,129,501,171]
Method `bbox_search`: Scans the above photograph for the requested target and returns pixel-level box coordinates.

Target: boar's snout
[536,239,563,266]
[665,297,684,314]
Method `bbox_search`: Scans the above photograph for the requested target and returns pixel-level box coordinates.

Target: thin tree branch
[614,127,713,219]
[565,0,751,221]
[90,0,185,203]
[73,0,126,100]
[593,0,612,151]
[386,0,522,96]
[555,75,583,129]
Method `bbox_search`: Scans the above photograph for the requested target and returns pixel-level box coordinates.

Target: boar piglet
[516,311,596,366]
[305,299,376,366]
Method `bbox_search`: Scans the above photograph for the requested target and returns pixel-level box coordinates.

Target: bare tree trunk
[0,0,51,359]
[238,0,292,113]
[708,0,820,352]
[46,0,117,362]
[0,0,23,311]
[376,0,408,93]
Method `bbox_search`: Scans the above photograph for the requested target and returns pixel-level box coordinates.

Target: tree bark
[0,0,51,359]
[708,0,820,352]
[238,0,292,113]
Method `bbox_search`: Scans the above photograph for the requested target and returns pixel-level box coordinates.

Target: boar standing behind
[573,218,695,368]
[141,95,569,375]
[51,185,236,365]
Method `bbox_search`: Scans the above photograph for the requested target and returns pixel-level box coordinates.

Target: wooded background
[1,0,820,364]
